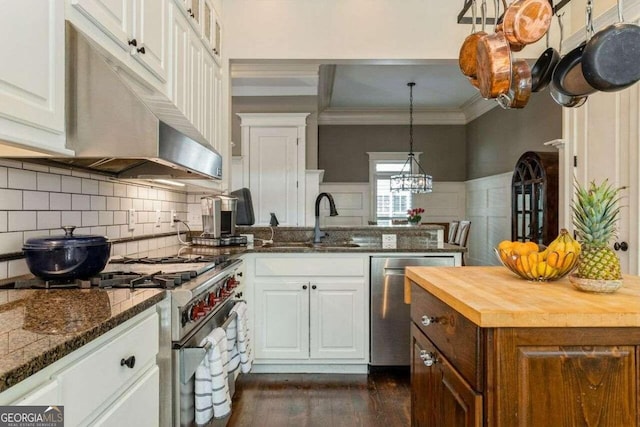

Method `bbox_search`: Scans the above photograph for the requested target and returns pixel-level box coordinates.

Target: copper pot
[477,31,512,98]
[459,0,487,81]
[502,0,552,45]
[498,59,532,109]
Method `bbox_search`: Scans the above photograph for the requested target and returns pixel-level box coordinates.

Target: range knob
[207,292,217,307]
[191,302,206,321]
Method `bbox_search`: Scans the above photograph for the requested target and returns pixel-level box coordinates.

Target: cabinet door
[254,281,309,360]
[170,6,190,119]
[566,86,639,273]
[132,0,167,81]
[71,0,132,47]
[214,66,223,152]
[188,28,203,134]
[248,126,300,225]
[309,280,365,360]
[12,380,61,406]
[411,324,482,427]
[0,0,64,133]
[92,365,160,427]
[201,52,215,145]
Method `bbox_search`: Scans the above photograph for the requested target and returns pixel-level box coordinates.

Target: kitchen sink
[261,242,360,249]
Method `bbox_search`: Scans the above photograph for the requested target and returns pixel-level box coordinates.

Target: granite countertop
[0,287,165,392]
[246,242,466,253]
[405,266,640,328]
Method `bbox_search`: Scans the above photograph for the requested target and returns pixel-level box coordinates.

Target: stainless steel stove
[109,249,245,427]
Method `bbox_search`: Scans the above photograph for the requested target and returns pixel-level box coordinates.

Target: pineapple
[571,180,623,280]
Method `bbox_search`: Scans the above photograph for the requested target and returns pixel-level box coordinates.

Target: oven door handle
[179,310,241,384]
[180,341,213,384]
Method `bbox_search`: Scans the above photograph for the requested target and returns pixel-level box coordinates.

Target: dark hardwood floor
[228,370,411,427]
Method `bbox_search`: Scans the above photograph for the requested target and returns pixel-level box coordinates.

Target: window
[368,152,421,223]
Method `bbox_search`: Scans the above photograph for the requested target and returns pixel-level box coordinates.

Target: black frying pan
[552,42,597,96]
[532,47,560,92]
[582,0,640,92]
[531,8,560,92]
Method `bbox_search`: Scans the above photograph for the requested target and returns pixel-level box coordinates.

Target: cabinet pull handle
[419,350,436,367]
[237,272,243,277]
[421,315,437,326]
[312,285,317,290]
[302,285,307,290]
[128,38,137,47]
[137,46,146,54]
[187,8,195,18]
[120,355,136,369]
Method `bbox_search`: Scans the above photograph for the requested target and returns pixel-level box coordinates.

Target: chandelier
[390,82,433,194]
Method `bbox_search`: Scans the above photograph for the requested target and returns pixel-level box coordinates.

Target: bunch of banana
[496,229,581,281]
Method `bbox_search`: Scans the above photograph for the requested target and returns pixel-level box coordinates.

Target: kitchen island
[405,266,640,426]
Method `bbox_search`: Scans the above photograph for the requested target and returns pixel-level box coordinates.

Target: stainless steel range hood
[36,24,222,181]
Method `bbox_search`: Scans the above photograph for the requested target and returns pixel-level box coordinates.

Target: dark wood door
[411,324,482,427]
[494,328,639,426]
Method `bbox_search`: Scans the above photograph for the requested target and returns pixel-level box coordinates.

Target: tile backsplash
[0,159,200,280]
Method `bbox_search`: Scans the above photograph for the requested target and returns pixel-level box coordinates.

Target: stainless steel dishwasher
[370,256,456,366]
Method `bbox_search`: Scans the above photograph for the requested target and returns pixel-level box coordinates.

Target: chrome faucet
[313,192,338,243]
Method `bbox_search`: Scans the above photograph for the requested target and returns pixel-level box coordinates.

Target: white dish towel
[226,301,253,375]
[194,327,231,425]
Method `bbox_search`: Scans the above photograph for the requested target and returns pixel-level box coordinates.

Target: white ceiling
[231,61,497,124]
[330,64,480,110]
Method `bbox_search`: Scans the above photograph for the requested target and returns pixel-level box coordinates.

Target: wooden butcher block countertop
[405,266,640,328]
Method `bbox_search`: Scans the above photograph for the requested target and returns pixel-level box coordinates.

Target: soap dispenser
[269,213,279,227]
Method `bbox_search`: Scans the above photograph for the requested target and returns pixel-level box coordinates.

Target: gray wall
[465,92,562,180]
[232,96,319,168]
[318,125,467,182]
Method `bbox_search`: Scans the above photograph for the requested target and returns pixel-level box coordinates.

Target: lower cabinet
[254,279,365,361]
[1,308,160,425]
[249,254,368,367]
[410,281,640,426]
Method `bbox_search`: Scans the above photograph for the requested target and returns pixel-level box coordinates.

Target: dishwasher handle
[383,267,408,277]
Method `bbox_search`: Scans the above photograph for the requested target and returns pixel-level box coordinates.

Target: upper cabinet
[0,0,70,155]
[70,0,168,82]
[176,0,222,61]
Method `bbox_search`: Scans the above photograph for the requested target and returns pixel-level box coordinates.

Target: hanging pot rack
[457,0,570,24]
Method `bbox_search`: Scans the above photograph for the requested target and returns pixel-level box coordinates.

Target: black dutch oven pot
[23,226,111,280]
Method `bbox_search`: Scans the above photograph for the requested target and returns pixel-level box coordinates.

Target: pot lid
[23,226,109,249]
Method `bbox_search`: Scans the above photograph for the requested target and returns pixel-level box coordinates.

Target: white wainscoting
[318,182,467,227]
[318,183,371,226]
[465,172,512,266]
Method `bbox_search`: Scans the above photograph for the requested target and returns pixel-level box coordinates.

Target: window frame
[367,152,422,223]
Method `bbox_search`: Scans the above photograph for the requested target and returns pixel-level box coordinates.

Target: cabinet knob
[120,355,136,369]
[614,241,629,251]
[312,285,317,290]
[128,38,137,47]
[421,315,437,326]
[187,8,195,18]
[237,272,243,277]
[419,350,436,367]
[137,46,146,54]
[302,285,307,290]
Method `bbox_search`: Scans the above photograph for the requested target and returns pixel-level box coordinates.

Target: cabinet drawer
[255,257,365,277]
[410,282,482,391]
[55,312,159,426]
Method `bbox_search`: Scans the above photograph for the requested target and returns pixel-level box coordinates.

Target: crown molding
[231,63,320,78]
[232,86,318,97]
[318,108,467,125]
[460,93,499,123]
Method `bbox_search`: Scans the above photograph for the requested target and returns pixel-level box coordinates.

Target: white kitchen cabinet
[254,279,365,362]
[0,308,160,425]
[188,28,203,134]
[170,4,191,119]
[254,281,310,360]
[202,0,222,59]
[249,255,368,370]
[91,365,160,427]
[70,0,168,82]
[239,114,310,226]
[0,0,69,155]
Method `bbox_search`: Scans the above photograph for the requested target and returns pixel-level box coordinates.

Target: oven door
[172,299,239,427]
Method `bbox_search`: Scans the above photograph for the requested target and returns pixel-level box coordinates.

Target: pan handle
[586,0,594,40]
[481,0,487,32]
